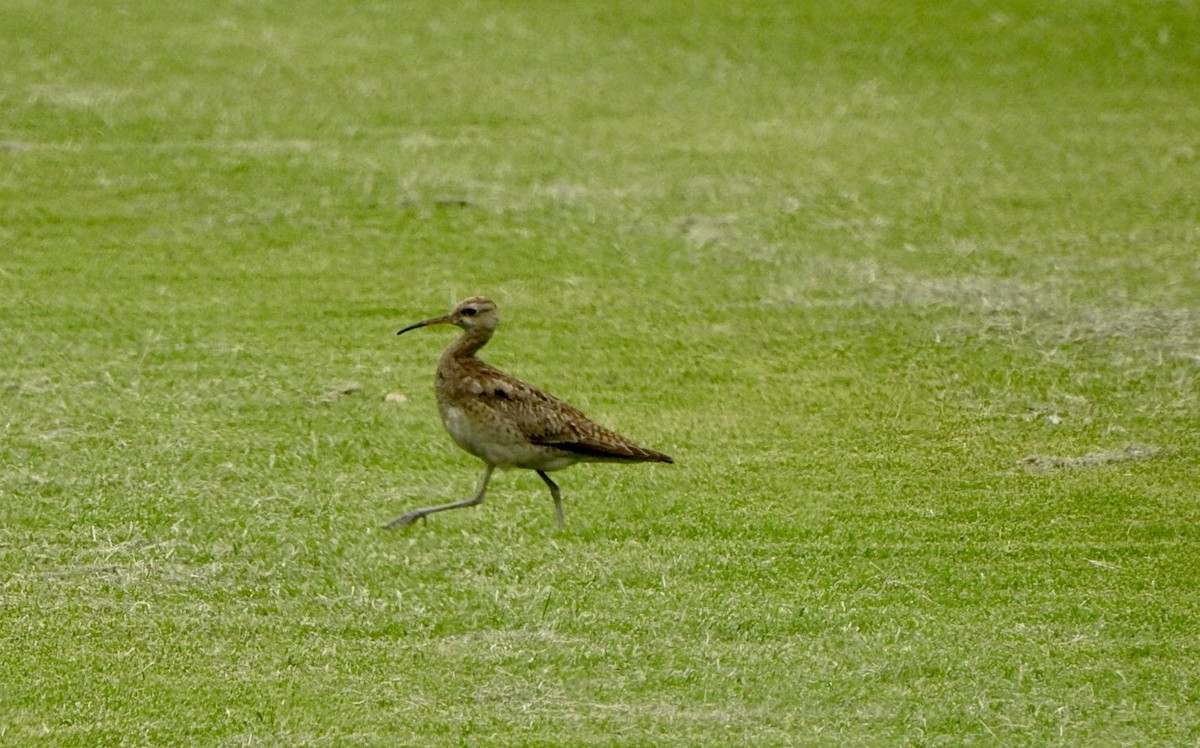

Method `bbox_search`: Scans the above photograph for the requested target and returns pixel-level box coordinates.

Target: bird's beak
[397,314,452,335]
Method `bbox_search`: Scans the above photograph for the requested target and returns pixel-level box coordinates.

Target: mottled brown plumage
[384,296,672,530]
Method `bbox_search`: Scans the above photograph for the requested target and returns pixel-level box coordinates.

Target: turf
[3,0,1199,745]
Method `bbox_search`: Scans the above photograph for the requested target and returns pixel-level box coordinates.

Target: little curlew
[383,296,673,530]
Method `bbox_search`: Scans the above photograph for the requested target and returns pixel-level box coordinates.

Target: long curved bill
[397,314,452,335]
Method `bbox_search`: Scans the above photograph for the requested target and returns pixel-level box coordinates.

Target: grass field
[3,0,1199,744]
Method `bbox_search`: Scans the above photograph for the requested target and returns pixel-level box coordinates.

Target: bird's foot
[381,510,427,530]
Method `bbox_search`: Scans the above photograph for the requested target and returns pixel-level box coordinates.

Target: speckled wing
[475,366,673,464]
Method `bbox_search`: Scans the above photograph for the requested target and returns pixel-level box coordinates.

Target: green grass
[3,0,1199,744]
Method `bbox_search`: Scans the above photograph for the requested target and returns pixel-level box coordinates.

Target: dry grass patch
[1019,444,1166,474]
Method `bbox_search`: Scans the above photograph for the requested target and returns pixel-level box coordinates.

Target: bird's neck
[442,328,492,361]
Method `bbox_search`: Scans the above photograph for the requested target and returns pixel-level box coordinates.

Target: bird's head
[397,296,499,336]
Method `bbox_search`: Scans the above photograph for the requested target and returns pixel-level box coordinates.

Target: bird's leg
[383,464,495,530]
[536,470,565,529]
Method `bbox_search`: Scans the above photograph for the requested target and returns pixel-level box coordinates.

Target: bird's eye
[461,307,478,316]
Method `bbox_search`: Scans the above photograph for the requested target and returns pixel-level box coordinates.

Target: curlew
[383,296,673,530]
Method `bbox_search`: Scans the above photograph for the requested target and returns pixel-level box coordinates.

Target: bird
[383,296,673,530]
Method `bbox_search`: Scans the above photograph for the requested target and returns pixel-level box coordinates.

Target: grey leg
[383,464,495,530]
[536,470,565,529]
